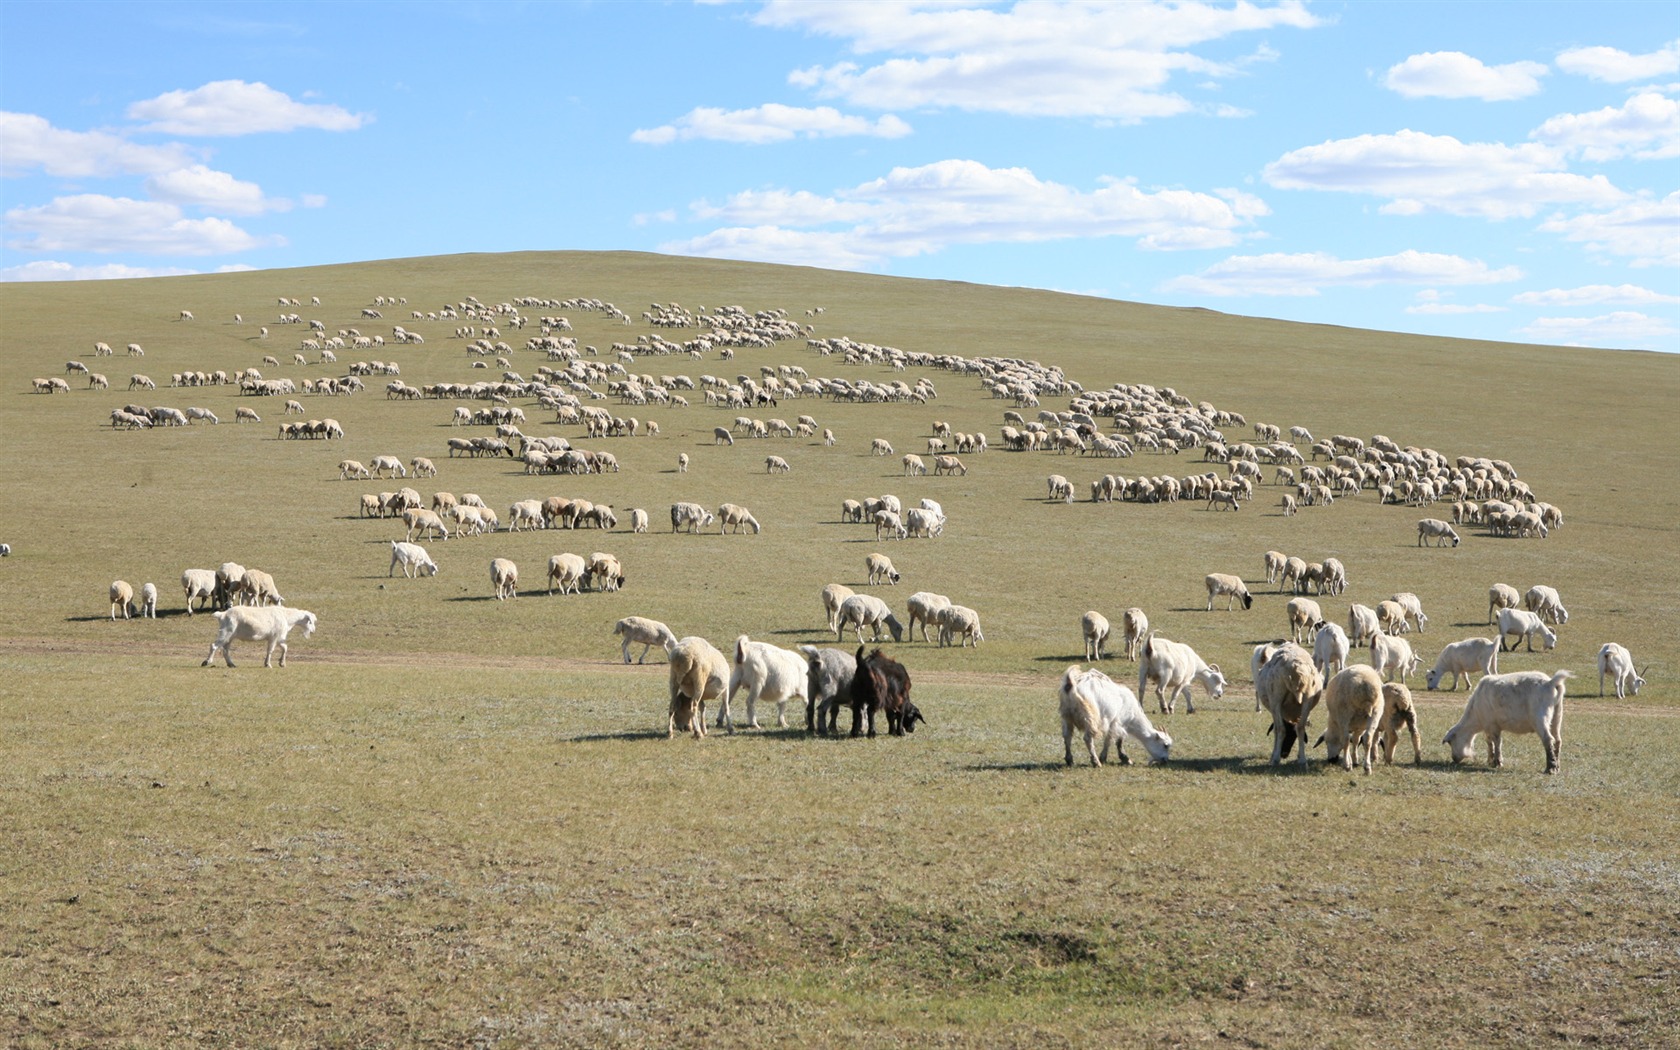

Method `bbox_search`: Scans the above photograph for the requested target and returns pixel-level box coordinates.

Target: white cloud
[127,80,366,136]
[1159,250,1523,297]
[144,165,290,215]
[632,104,911,144]
[1263,129,1626,219]
[1556,40,1680,83]
[4,194,280,255]
[0,111,197,177]
[1405,301,1505,315]
[661,159,1268,269]
[1383,51,1548,101]
[1531,92,1680,161]
[763,0,1321,121]
[1537,191,1680,266]
[1519,311,1677,348]
[0,259,201,282]
[1512,284,1680,306]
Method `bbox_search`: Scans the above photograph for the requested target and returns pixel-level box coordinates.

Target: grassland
[1,251,1677,1047]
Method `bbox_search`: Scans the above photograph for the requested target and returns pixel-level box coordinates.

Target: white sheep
[1312,620,1351,678]
[389,541,439,578]
[490,557,519,600]
[717,503,761,534]
[1046,474,1074,503]
[588,552,625,592]
[629,508,650,534]
[1389,592,1429,633]
[202,606,317,667]
[721,635,810,732]
[1496,608,1557,653]
[1319,665,1386,774]
[835,594,903,643]
[1204,573,1252,611]
[613,616,678,664]
[871,437,894,456]
[1378,682,1424,765]
[1370,631,1420,683]
[181,568,217,615]
[873,509,906,541]
[766,454,792,474]
[1347,603,1380,647]
[1137,634,1227,714]
[1443,670,1571,773]
[937,605,984,648]
[1425,637,1500,691]
[1286,596,1322,644]
[667,636,728,739]
[109,580,135,620]
[1059,665,1172,767]
[1596,643,1646,699]
[1263,550,1287,584]
[1523,585,1569,626]
[1081,611,1111,661]
[138,582,158,619]
[906,591,951,643]
[1253,641,1322,766]
[547,553,588,595]
[865,552,901,586]
[1121,608,1149,661]
[1416,518,1461,547]
[821,583,856,633]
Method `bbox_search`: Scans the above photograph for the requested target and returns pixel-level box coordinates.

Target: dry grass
[1,251,1677,1047]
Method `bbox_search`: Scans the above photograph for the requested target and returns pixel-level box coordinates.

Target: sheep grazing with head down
[850,646,923,737]
[1378,682,1423,765]
[138,582,158,619]
[1059,665,1172,767]
[1443,670,1571,774]
[109,580,136,620]
[1204,573,1252,611]
[1081,611,1111,661]
[835,594,903,644]
[1596,643,1646,700]
[667,636,729,739]
[1317,665,1386,774]
[613,616,677,664]
[1253,640,1322,766]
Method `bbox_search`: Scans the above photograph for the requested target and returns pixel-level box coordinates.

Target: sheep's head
[1202,666,1227,700]
[1143,728,1172,763]
[1425,667,1443,691]
[1541,627,1558,651]
[1240,592,1254,610]
[899,702,926,734]
[1443,725,1474,765]
[299,612,318,638]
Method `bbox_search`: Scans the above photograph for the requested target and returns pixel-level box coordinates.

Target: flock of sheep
[47,282,1651,778]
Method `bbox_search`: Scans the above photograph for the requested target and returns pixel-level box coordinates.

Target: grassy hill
[2,251,1676,1047]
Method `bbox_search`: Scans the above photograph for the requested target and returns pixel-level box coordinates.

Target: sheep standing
[1253,641,1322,767]
[835,594,903,643]
[1081,611,1111,661]
[821,583,856,633]
[667,636,728,739]
[1370,632,1420,683]
[613,616,677,664]
[1347,603,1380,647]
[1596,643,1646,699]
[1286,597,1322,644]
[1312,621,1351,678]
[181,568,217,615]
[109,580,136,620]
[1425,637,1499,690]
[1443,670,1571,773]
[1204,573,1252,611]
[202,607,317,667]
[801,645,858,736]
[1319,665,1386,774]
[937,605,984,648]
[1378,682,1423,765]
[1137,635,1227,715]
[389,541,439,578]
[138,582,158,619]
[547,553,588,595]
[1523,585,1569,626]
[865,552,900,586]
[1059,665,1172,767]
[905,591,951,643]
[1121,608,1148,661]
[490,557,519,601]
[1496,608,1557,653]
[722,635,810,732]
[1488,583,1522,624]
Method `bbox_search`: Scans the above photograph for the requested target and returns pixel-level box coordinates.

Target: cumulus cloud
[1537,191,1680,267]
[1263,129,1626,219]
[1531,92,1680,162]
[762,0,1321,121]
[127,80,366,136]
[1383,51,1548,101]
[660,159,1268,269]
[0,111,197,177]
[1159,250,1523,297]
[4,194,281,255]
[632,104,910,144]
[1519,311,1677,348]
[144,165,290,215]
[1556,40,1680,83]
[1511,284,1680,306]
[0,259,201,282]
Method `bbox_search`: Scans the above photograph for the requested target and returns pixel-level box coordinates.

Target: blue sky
[3,1,1677,351]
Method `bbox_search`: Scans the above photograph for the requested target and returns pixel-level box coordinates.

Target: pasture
[2,251,1677,1047]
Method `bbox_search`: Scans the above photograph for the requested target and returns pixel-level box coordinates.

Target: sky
[2,1,1677,352]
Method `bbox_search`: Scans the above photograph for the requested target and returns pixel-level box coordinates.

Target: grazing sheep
[1286,597,1322,644]
[1378,682,1424,765]
[138,582,158,619]
[587,552,625,592]
[1375,599,1411,636]
[1046,474,1074,503]
[404,508,450,542]
[937,605,984,648]
[721,635,810,732]
[835,593,904,643]
[109,580,136,620]
[389,541,439,578]
[871,438,894,456]
[801,645,858,736]
[339,459,372,481]
[821,583,856,633]
[1204,572,1253,611]
[903,508,943,538]
[490,557,519,600]
[901,453,926,476]
[670,502,713,533]
[850,646,922,737]
[1263,550,1287,584]
[1443,670,1571,773]
[202,606,317,668]
[1425,637,1500,691]
[1347,603,1381,647]
[1523,585,1569,626]
[840,499,866,523]
[1321,558,1348,596]
[1596,643,1646,699]
[629,508,650,534]
[613,616,677,664]
[873,510,907,541]
[1417,518,1461,547]
[1370,631,1420,683]
[765,454,791,474]
[713,426,734,446]
[1121,608,1149,661]
[717,503,761,534]
[667,636,729,739]
[1137,634,1227,715]
[1319,665,1386,774]
[1279,556,1306,593]
[1389,592,1429,633]
[865,552,900,586]
[906,591,951,643]
[234,568,283,608]
[181,568,217,615]
[1312,621,1351,678]
[1496,608,1557,653]
[1253,641,1322,766]
[1081,611,1111,661]
[1059,665,1172,767]
[547,553,588,595]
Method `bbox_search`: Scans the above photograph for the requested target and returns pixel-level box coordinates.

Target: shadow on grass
[565,728,672,743]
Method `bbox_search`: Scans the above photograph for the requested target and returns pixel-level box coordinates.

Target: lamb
[937,605,984,648]
[236,568,284,607]
[1347,603,1381,647]
[629,508,650,534]
[613,616,677,664]
[721,635,810,732]
[1319,665,1386,774]
[871,437,894,456]
[717,503,761,534]
[901,453,926,476]
[667,636,729,739]
[1425,637,1500,690]
[1523,585,1569,625]
[1389,592,1429,633]
[110,580,136,620]
[1417,518,1461,547]
[906,591,951,643]
[821,583,856,633]
[389,541,439,578]
[1204,572,1253,611]
[547,553,588,595]
[1121,608,1149,661]
[1375,599,1411,636]
[1496,608,1557,653]
[1137,634,1227,714]
[1081,611,1111,661]
[865,552,901,586]
[138,582,158,619]
[339,459,372,481]
[1252,641,1322,766]
[1443,670,1572,773]
[201,606,317,668]
[1378,682,1424,765]
[1059,665,1173,767]
[1312,620,1351,678]
[800,645,857,736]
[490,557,519,600]
[587,552,625,592]
[1286,597,1322,644]
[1596,643,1646,699]
[181,568,217,615]
[835,593,904,643]
[1370,631,1420,683]
[1046,474,1074,503]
